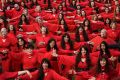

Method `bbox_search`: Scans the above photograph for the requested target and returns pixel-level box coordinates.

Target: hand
[110,56,117,61]
[57,31,62,34]
[74,51,79,55]
[52,49,58,57]
[25,70,32,79]
[68,69,76,75]
[2,50,8,54]
[87,41,94,45]
[88,77,96,80]
[39,42,45,45]
[7,19,10,22]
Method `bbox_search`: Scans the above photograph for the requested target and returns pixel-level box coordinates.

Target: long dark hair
[39,58,52,80]
[7,24,16,34]
[100,41,111,58]
[59,19,68,32]
[104,18,111,26]
[75,25,89,42]
[46,38,58,51]
[17,37,26,49]
[30,0,39,8]
[83,18,91,30]
[0,16,8,28]
[75,46,91,71]
[44,0,52,9]
[18,14,29,27]
[61,33,74,50]
[96,57,110,74]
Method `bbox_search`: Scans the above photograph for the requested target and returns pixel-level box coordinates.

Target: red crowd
[0,0,120,80]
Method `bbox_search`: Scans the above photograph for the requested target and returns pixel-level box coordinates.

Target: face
[21,2,25,6]
[58,5,62,10]
[81,47,86,55]
[18,38,24,46]
[62,2,65,6]
[58,14,63,19]
[1,28,7,37]
[35,6,41,12]
[111,23,116,29]
[81,11,85,16]
[100,43,106,51]
[116,7,119,13]
[105,8,109,13]
[100,30,107,38]
[85,20,89,26]
[0,18,3,23]
[52,8,56,13]
[77,5,81,9]
[50,41,55,48]
[23,9,28,15]
[60,19,64,25]
[22,15,25,21]
[79,27,83,33]
[33,0,37,3]
[9,25,14,31]
[42,62,48,70]
[27,48,33,54]
[100,59,106,67]
[77,10,81,15]
[64,35,69,42]
[14,4,19,10]
[91,2,95,7]
[41,27,46,35]
[106,18,110,24]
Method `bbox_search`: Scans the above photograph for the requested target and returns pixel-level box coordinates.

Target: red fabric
[0,72,18,80]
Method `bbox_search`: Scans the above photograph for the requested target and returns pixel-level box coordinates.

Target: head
[76,9,81,15]
[17,37,26,47]
[0,28,7,37]
[26,43,34,54]
[35,5,41,12]
[0,16,4,24]
[39,58,52,80]
[110,22,116,30]
[89,1,95,7]
[83,19,91,30]
[61,33,73,50]
[7,24,16,34]
[100,29,107,38]
[41,58,51,70]
[76,4,81,10]
[52,7,57,13]
[14,4,20,10]
[58,13,64,20]
[75,46,91,70]
[75,25,89,42]
[81,10,86,17]
[105,18,111,25]
[23,8,28,15]
[96,57,110,73]
[46,38,58,51]
[100,41,111,58]
[105,7,110,13]
[41,26,48,35]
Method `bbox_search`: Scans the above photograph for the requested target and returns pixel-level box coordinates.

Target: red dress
[0,72,18,80]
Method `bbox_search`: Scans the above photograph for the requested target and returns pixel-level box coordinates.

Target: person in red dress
[58,33,74,55]
[0,28,12,72]
[88,56,118,80]
[74,46,92,80]
[0,57,32,80]
[90,29,116,52]
[18,58,68,80]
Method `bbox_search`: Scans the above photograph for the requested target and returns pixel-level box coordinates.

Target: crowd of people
[0,0,120,80]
